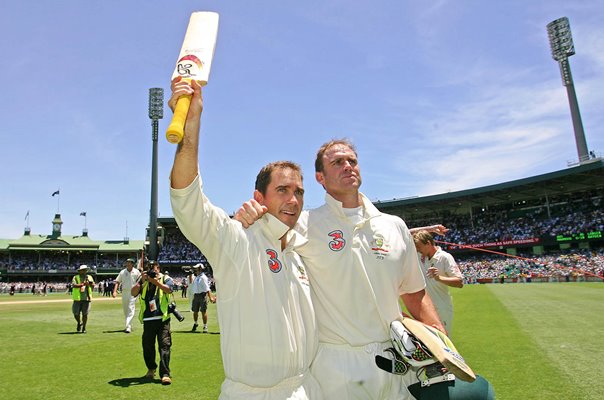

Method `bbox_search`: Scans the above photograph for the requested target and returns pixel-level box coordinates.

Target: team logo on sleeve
[328,230,346,251]
[266,249,283,273]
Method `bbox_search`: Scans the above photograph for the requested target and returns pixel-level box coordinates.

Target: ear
[315,171,325,186]
[253,189,264,205]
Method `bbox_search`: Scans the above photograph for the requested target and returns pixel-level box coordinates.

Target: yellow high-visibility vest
[72,275,93,301]
[138,274,170,323]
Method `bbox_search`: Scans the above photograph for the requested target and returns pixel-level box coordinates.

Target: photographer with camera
[131,260,175,385]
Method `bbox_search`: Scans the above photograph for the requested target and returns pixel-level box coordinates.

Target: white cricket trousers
[122,295,137,331]
[219,372,323,400]
[310,341,418,399]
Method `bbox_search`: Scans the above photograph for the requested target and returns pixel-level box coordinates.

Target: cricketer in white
[168,77,322,400]
[113,258,141,333]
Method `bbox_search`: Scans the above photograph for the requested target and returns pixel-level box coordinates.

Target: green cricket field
[0,282,601,399]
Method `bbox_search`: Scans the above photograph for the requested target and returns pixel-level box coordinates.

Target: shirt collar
[324,192,382,219]
[256,212,307,248]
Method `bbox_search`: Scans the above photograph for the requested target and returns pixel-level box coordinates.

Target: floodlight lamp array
[547,17,575,62]
[148,88,164,120]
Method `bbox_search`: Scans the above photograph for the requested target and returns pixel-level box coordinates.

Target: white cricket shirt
[191,273,211,294]
[115,268,141,296]
[296,193,426,346]
[418,246,462,320]
[171,175,317,389]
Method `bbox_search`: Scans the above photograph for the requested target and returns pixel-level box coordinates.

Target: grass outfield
[0,294,224,400]
[0,282,602,399]
[453,282,603,400]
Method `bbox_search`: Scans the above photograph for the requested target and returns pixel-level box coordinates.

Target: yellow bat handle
[166,94,192,144]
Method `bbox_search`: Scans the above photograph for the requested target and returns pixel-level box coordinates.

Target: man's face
[316,144,362,197]
[254,167,304,229]
[126,262,134,271]
[415,241,431,257]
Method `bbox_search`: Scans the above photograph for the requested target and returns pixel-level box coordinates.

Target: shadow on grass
[172,330,220,335]
[108,377,161,387]
[58,330,131,335]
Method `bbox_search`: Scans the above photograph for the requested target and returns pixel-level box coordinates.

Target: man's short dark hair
[255,161,303,195]
[314,139,357,173]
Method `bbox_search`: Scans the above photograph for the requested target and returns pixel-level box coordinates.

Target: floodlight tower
[148,88,164,261]
[546,17,589,163]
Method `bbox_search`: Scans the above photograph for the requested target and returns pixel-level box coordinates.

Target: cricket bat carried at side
[166,11,219,144]
[400,317,476,382]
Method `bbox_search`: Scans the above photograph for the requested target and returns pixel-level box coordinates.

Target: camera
[146,269,158,279]
[168,302,185,322]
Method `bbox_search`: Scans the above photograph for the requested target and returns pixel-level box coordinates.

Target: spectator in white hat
[190,263,215,333]
[71,265,95,333]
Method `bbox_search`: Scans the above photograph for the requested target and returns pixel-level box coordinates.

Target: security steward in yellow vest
[131,260,174,385]
[72,264,95,333]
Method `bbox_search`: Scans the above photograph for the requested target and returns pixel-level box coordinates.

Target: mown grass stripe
[488,283,604,400]
[453,284,583,400]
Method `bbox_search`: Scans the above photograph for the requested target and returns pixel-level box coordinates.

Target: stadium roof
[2,233,143,252]
[98,240,144,252]
[154,160,603,225]
[375,159,604,217]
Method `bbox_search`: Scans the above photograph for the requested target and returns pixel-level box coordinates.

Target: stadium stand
[1,160,602,286]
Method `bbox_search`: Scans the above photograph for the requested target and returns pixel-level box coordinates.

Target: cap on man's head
[192,263,205,270]
[148,260,158,266]
[78,265,89,271]
[125,258,136,263]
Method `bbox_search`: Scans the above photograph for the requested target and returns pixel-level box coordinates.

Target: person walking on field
[190,263,216,333]
[112,258,142,333]
[131,260,175,385]
[413,230,463,334]
[72,265,95,334]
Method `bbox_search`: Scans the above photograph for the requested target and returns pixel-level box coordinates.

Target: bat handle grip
[166,94,192,144]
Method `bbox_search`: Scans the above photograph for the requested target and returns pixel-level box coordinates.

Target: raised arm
[170,77,204,190]
[409,224,449,236]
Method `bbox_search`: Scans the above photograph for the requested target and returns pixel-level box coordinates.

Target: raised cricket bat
[166,11,219,144]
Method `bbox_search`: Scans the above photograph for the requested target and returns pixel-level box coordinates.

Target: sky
[1,0,602,241]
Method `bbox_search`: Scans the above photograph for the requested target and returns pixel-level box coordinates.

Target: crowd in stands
[1,253,137,272]
[0,281,66,295]
[405,192,603,244]
[2,192,602,283]
[0,270,215,296]
[457,247,604,283]
[2,248,599,293]
[158,229,206,263]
